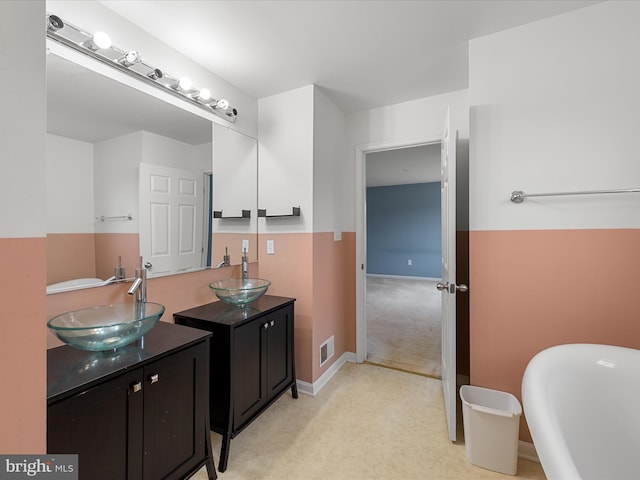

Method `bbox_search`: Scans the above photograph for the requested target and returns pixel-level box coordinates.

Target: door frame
[355,135,442,363]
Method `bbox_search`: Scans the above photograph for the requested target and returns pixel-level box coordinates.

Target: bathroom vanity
[47,322,216,480]
[174,295,297,472]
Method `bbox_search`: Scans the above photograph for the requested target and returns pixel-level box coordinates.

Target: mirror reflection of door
[139,163,206,278]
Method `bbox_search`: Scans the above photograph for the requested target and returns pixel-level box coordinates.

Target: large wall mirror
[46,49,257,293]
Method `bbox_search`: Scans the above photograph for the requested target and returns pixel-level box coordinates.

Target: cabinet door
[48,369,144,480]
[232,318,266,429]
[265,306,294,401]
[142,343,207,480]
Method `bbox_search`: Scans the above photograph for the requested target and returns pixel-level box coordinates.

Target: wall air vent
[320,335,335,367]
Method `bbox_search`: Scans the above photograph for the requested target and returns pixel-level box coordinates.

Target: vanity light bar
[45,13,238,123]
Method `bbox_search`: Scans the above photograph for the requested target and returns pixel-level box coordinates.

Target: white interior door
[139,163,203,277]
[439,105,462,442]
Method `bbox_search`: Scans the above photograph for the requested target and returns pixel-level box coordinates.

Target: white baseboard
[518,440,540,463]
[296,351,356,396]
[367,274,441,282]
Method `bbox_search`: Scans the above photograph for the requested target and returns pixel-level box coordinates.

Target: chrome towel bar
[97,213,133,222]
[510,188,640,203]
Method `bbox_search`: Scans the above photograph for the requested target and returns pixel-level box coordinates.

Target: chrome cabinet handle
[270,320,275,327]
[131,382,142,393]
[263,323,268,329]
[144,262,152,268]
[148,373,159,384]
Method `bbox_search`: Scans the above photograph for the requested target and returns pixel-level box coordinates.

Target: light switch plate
[267,240,274,255]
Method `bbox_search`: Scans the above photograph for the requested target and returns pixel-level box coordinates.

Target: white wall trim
[355,136,442,363]
[367,273,441,282]
[518,440,540,463]
[296,351,356,396]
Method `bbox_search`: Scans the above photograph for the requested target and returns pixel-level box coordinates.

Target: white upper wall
[0,1,46,238]
[313,87,347,234]
[94,132,142,235]
[46,134,94,234]
[345,90,470,231]
[47,0,258,138]
[469,0,640,231]
[258,85,314,233]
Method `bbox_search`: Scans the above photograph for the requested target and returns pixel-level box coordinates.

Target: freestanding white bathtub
[522,343,640,479]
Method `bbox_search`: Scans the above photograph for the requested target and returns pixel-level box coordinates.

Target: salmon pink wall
[470,229,640,441]
[94,233,139,280]
[312,232,356,380]
[0,238,47,452]
[47,233,140,284]
[47,233,96,284]
[213,232,259,265]
[256,232,355,383]
[257,233,313,382]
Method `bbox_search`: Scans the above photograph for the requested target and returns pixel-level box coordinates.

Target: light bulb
[196,88,211,101]
[93,32,111,49]
[119,50,142,67]
[178,77,192,91]
[84,31,111,51]
[214,99,229,110]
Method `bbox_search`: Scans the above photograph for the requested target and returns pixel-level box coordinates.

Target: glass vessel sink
[209,278,271,307]
[47,302,165,351]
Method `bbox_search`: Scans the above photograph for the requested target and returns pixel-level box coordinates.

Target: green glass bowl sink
[209,278,271,307]
[47,302,165,351]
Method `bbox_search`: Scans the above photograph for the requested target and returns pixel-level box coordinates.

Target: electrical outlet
[408,259,412,266]
[242,239,249,252]
[267,240,275,255]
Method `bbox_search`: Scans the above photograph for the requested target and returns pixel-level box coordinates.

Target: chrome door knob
[436,282,469,293]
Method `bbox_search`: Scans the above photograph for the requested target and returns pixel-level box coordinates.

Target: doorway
[359,141,443,377]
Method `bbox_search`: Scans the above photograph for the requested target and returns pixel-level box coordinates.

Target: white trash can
[459,385,522,475]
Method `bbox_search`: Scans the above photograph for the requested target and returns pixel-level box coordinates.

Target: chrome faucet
[242,248,249,281]
[128,266,147,303]
[215,247,231,268]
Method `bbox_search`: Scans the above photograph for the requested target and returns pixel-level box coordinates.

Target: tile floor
[194,362,546,480]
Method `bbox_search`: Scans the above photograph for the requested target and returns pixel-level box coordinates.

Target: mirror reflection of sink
[47,302,165,351]
[209,278,270,307]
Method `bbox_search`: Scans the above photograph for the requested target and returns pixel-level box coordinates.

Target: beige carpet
[193,362,545,479]
[366,275,441,378]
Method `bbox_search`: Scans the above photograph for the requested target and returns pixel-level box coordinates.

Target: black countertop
[47,321,211,404]
[174,295,295,327]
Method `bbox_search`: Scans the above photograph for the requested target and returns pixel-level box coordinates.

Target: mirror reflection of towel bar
[511,188,640,203]
[97,214,133,222]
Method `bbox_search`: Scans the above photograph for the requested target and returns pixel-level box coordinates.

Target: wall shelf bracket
[258,207,301,218]
[214,209,251,219]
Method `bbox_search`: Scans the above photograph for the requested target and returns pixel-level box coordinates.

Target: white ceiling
[99,0,600,113]
[366,144,441,187]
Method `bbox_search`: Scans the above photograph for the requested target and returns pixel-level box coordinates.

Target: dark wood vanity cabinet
[47,322,216,480]
[174,295,297,472]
